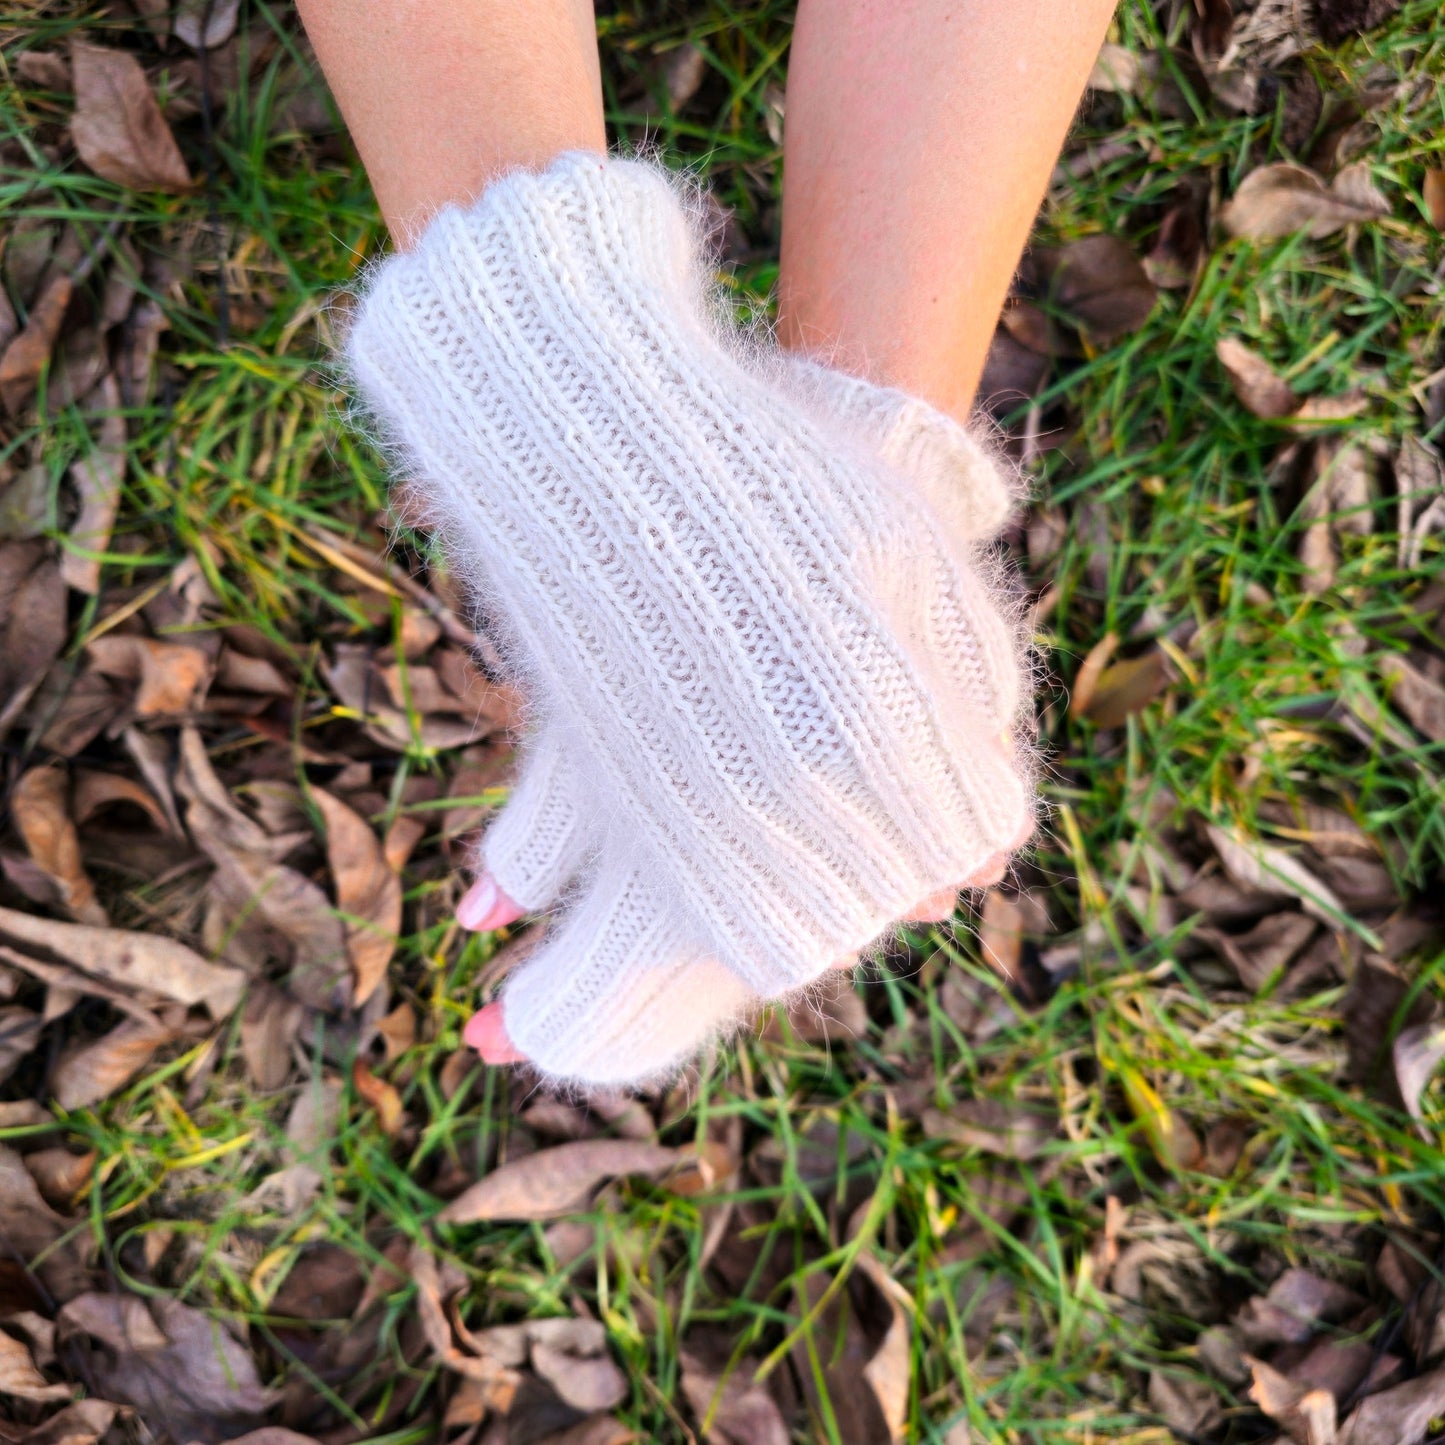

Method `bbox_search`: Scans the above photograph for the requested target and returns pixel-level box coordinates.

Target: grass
[2,0,1445,1441]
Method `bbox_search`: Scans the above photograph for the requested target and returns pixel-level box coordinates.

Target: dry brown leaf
[680,1350,789,1445]
[269,1244,365,1323]
[1392,1021,1445,1123]
[1380,655,1445,742]
[57,1292,273,1439]
[53,1014,174,1110]
[204,846,351,1010]
[440,1139,679,1223]
[1196,911,1317,991]
[0,547,68,737]
[351,1058,404,1137]
[172,0,241,48]
[1081,647,1174,728]
[1235,1269,1364,1350]
[86,633,212,716]
[1425,169,1445,231]
[1337,1363,1445,1445]
[1069,632,1118,717]
[72,766,174,835]
[1221,161,1389,240]
[0,273,73,416]
[313,789,401,1007]
[0,1330,72,1402]
[922,1100,1058,1160]
[1148,1371,1223,1437]
[68,42,192,192]
[1217,337,1300,418]
[0,1005,42,1085]
[856,1254,914,1443]
[529,1317,628,1412]
[60,377,125,595]
[374,999,416,1063]
[409,1243,521,1396]
[0,1143,91,1303]
[1205,825,1352,933]
[0,904,245,1017]
[1037,235,1158,348]
[18,1400,119,1445]
[239,982,302,1090]
[206,1432,321,1445]
[23,1147,96,1210]
[11,765,105,925]
[978,890,1026,980]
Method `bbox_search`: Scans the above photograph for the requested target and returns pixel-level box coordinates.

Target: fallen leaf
[1337,1362,1445,1445]
[680,1350,789,1445]
[238,982,302,1091]
[58,1292,273,1439]
[856,1254,914,1443]
[0,273,73,415]
[1080,648,1174,728]
[1221,161,1389,240]
[1393,1022,1445,1122]
[440,1139,679,1224]
[351,1058,404,1137]
[1195,911,1318,991]
[23,1148,96,1210]
[1149,1371,1222,1437]
[1235,1269,1364,1349]
[11,765,106,925]
[529,1317,628,1412]
[408,1243,522,1398]
[1036,235,1158,348]
[73,766,174,836]
[0,1006,43,1085]
[16,50,72,90]
[1217,337,1300,418]
[978,890,1026,981]
[86,633,212,716]
[0,1330,71,1401]
[1425,169,1445,231]
[172,0,241,48]
[59,377,125,594]
[1069,632,1119,717]
[313,790,401,1007]
[374,999,416,1063]
[0,1143,91,1303]
[269,1244,366,1322]
[68,42,192,192]
[0,905,245,1018]
[1205,825,1353,933]
[922,1100,1058,1160]
[1380,654,1445,742]
[17,1399,118,1445]
[0,547,68,736]
[52,1014,174,1110]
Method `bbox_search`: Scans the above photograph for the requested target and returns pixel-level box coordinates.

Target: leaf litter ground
[0,1,1443,1442]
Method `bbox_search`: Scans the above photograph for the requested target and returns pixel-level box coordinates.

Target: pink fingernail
[457,873,523,932]
[464,1002,526,1064]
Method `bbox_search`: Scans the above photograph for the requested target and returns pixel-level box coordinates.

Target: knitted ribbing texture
[347,153,1033,1085]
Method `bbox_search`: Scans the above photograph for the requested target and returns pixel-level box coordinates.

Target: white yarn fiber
[346,152,1034,1085]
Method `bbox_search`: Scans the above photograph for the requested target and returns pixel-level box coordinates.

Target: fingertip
[457,872,525,933]
[464,1002,527,1064]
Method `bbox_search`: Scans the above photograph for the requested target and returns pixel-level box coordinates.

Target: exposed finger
[457,872,525,933]
[464,1000,527,1064]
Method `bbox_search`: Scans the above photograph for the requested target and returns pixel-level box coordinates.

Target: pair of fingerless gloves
[347,153,1034,1088]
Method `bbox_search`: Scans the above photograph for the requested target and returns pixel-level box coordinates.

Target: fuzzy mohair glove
[346,153,1034,1086]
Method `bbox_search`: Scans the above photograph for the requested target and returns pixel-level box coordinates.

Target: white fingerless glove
[346,154,1033,1085]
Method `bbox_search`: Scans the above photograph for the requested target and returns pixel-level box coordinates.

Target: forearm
[778,0,1117,422]
[296,0,605,247]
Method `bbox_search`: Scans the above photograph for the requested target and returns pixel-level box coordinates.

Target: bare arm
[295,0,605,247]
[777,0,1118,422]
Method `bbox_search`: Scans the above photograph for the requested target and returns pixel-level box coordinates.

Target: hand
[347,154,1035,1086]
